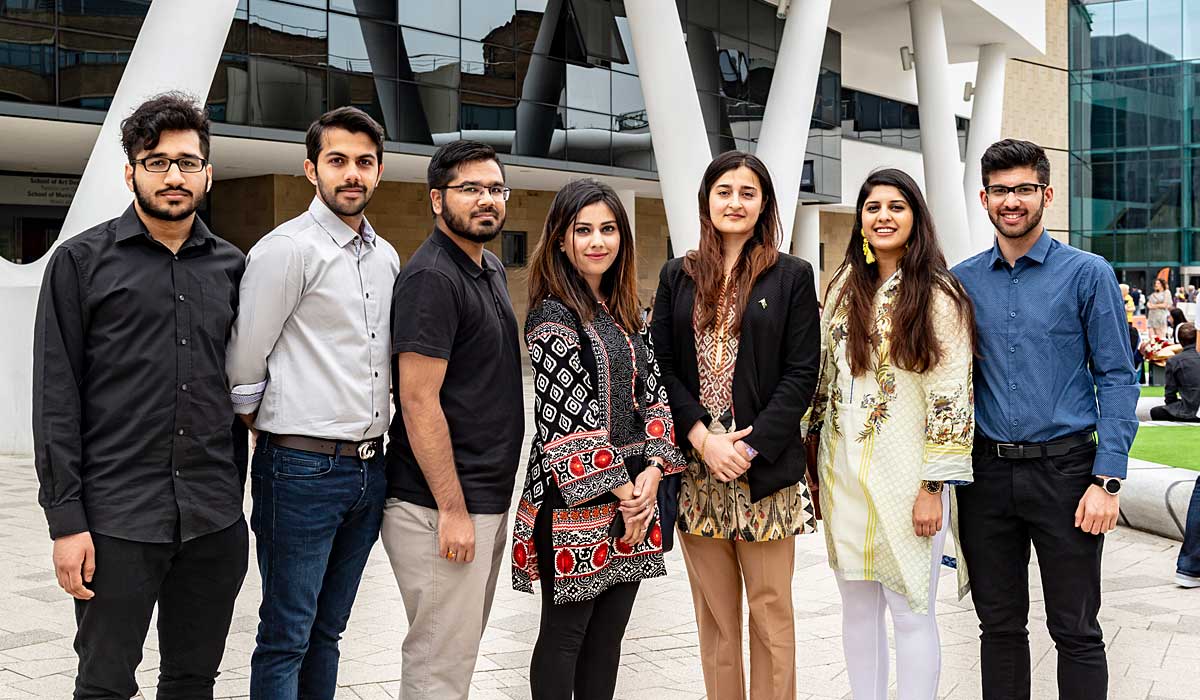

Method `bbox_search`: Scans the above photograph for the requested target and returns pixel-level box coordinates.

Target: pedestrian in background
[651,151,820,700]
[810,168,976,700]
[1148,278,1172,338]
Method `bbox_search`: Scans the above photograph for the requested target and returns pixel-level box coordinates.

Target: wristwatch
[1093,476,1122,495]
[921,480,943,494]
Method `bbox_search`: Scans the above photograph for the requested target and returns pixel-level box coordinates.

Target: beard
[442,203,504,243]
[317,176,374,218]
[132,172,205,222]
[989,197,1046,240]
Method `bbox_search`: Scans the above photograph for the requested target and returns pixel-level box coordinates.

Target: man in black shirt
[383,141,524,700]
[1150,322,1200,423]
[32,94,248,700]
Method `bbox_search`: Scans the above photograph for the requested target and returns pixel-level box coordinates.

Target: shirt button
[374,371,379,377]
[1010,383,1018,391]
[175,470,181,477]
[180,338,188,345]
[181,383,189,391]
[375,411,380,417]
[1009,311,1017,318]
[370,332,376,339]
[1011,419,1018,426]
[177,428,185,435]
[178,294,185,301]
[365,292,370,299]
[1012,278,1019,285]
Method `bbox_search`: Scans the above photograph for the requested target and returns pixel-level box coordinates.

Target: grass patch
[1140,385,1164,398]
[1130,426,1200,471]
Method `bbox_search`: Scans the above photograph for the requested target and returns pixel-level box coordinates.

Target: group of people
[32,94,1138,700]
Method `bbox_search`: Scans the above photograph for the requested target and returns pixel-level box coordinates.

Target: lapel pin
[759,298,767,309]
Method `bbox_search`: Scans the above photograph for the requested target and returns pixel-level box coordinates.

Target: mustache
[336,184,366,193]
[156,187,192,196]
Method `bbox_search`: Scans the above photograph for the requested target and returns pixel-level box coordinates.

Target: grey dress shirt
[227,196,400,440]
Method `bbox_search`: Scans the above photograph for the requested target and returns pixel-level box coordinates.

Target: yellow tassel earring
[861,229,876,264]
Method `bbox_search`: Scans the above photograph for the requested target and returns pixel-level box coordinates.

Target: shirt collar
[988,229,1052,268]
[430,226,493,279]
[114,203,214,250]
[308,196,376,248]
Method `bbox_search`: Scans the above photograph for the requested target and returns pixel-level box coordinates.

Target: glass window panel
[689,0,719,29]
[329,69,391,134]
[1113,77,1149,147]
[1147,0,1182,60]
[1147,156,1182,228]
[330,13,398,77]
[58,30,133,110]
[748,0,776,49]
[401,0,458,35]
[250,0,327,68]
[612,15,637,74]
[1146,77,1181,144]
[413,81,460,141]
[610,69,643,117]
[516,0,550,54]
[0,21,54,105]
[460,97,516,130]
[565,62,609,113]
[402,27,460,88]
[717,34,749,99]
[248,56,326,130]
[1186,0,1200,59]
[227,3,249,54]
[1113,0,1148,66]
[461,39,517,98]
[462,0,516,44]
[2,0,54,24]
[208,54,250,124]
[1083,1,1116,69]
[330,0,397,21]
[880,98,902,146]
[568,0,628,64]
[58,0,149,38]
[514,52,565,105]
[565,109,611,165]
[719,0,748,41]
[746,43,774,106]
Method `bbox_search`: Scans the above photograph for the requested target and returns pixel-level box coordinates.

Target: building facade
[1069,0,1200,290]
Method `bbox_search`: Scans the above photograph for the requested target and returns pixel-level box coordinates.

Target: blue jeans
[249,440,386,699]
[1178,476,1200,577]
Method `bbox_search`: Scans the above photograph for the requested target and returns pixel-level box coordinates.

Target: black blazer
[651,253,821,501]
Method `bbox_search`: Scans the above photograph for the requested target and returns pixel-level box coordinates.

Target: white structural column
[0,0,239,454]
[756,0,833,255]
[624,0,710,255]
[791,204,822,279]
[908,0,972,264]
[963,43,1007,251]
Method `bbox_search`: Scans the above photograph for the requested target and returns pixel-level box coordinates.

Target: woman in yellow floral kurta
[808,169,975,700]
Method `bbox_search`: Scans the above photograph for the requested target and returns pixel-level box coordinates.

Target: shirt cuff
[45,501,89,540]
[231,380,267,415]
[1092,451,1128,480]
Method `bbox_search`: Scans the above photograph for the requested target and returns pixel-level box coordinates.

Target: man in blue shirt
[953,139,1138,700]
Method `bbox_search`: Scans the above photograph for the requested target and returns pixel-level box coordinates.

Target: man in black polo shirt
[383,140,524,700]
[32,94,248,699]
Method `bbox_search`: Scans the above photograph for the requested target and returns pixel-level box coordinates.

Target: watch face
[1104,479,1121,494]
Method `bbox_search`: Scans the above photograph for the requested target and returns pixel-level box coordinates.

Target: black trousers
[74,518,249,700]
[1149,405,1200,422]
[956,442,1106,700]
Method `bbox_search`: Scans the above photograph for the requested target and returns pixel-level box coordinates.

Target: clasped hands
[689,422,755,483]
[616,460,664,546]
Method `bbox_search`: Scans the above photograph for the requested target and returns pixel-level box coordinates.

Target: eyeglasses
[441,183,511,202]
[985,183,1047,200]
[132,157,208,173]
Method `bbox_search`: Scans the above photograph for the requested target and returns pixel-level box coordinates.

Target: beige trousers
[679,532,797,700]
[381,499,508,700]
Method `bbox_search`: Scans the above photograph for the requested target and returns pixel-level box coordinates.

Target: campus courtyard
[0,375,1198,700]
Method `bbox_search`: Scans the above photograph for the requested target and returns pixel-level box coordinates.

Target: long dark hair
[830,168,977,376]
[527,179,641,332]
[683,150,781,332]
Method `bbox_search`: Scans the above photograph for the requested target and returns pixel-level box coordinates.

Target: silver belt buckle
[357,441,377,460]
[997,442,1018,458]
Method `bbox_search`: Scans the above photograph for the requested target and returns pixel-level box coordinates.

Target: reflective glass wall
[0,0,842,198]
[1069,0,1200,283]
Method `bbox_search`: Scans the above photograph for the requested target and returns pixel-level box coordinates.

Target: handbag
[804,430,822,520]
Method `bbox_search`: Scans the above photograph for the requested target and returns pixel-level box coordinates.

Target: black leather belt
[978,432,1095,460]
[268,434,382,460]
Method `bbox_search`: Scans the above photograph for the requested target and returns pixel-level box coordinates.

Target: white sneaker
[1177,572,1200,588]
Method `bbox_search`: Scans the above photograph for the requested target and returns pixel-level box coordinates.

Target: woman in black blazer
[650,151,820,700]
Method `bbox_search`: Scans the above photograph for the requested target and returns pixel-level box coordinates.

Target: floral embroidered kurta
[679,285,817,541]
[809,271,974,613]
[513,298,686,604]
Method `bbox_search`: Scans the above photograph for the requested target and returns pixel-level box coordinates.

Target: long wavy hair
[829,168,977,376]
[683,150,780,332]
[527,178,641,332]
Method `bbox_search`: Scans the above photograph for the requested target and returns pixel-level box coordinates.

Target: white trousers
[835,488,950,700]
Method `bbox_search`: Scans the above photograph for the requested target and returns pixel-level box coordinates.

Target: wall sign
[0,176,79,207]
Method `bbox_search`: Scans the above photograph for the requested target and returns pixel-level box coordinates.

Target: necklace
[715,272,732,368]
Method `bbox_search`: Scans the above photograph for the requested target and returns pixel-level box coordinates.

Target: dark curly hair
[120,92,211,160]
[980,138,1050,186]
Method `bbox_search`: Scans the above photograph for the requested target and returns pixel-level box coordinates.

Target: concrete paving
[2,390,1199,698]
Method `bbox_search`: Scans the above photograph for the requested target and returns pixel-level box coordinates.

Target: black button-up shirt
[33,205,247,543]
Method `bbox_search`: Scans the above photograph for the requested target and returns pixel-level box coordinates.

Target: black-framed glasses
[985,183,1047,200]
[441,184,511,202]
[132,156,208,173]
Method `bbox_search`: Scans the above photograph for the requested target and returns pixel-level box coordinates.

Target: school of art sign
[0,175,79,207]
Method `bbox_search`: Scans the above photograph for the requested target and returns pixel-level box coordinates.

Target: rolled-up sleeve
[1083,261,1139,478]
[226,235,304,415]
[32,247,90,539]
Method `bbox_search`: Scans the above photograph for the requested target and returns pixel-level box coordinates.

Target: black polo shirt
[387,227,524,514]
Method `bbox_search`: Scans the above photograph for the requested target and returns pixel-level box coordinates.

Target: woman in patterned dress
[513,179,686,700]
[808,169,977,700]
[651,151,821,700]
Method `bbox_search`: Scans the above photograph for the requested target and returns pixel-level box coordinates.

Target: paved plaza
[1,386,1198,699]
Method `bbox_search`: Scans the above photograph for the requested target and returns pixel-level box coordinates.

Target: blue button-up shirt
[953,231,1138,478]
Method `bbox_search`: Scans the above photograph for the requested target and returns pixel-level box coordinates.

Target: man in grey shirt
[226,107,400,699]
